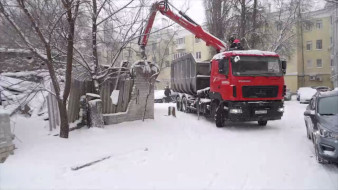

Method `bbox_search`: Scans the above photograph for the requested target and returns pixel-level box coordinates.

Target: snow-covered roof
[0,48,31,53]
[212,50,278,60]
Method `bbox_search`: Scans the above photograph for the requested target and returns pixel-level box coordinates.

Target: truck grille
[242,86,278,98]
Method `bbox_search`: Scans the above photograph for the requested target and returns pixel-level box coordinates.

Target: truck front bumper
[226,101,284,122]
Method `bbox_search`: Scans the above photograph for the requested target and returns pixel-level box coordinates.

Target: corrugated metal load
[171,54,210,95]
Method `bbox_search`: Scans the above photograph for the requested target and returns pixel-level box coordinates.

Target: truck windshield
[232,56,282,76]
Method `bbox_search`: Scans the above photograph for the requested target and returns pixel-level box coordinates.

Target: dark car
[304,90,338,164]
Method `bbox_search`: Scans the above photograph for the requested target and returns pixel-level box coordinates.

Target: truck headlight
[277,107,284,112]
[318,124,338,139]
[230,108,242,114]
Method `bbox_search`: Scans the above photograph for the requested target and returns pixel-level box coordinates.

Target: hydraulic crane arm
[138,1,228,59]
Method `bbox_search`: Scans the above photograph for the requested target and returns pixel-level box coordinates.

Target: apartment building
[284,7,335,92]
[156,27,212,89]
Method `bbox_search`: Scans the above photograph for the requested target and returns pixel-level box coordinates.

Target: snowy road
[1,100,338,189]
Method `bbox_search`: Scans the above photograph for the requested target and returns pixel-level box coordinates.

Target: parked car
[284,88,292,101]
[297,87,317,103]
[304,90,338,164]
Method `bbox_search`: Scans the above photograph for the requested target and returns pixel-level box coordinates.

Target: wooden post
[172,107,176,117]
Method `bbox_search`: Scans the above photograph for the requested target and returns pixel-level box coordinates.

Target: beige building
[285,8,335,92]
[156,26,213,89]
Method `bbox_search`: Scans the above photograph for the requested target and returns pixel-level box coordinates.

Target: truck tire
[182,97,188,113]
[258,120,267,126]
[215,106,225,128]
[210,101,219,120]
[176,97,182,111]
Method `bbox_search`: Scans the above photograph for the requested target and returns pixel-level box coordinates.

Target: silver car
[304,90,338,164]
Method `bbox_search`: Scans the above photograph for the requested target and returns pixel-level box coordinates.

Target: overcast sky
[147,0,327,28]
[153,0,326,25]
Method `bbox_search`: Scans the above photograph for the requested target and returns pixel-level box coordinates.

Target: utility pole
[298,1,305,87]
[333,0,338,88]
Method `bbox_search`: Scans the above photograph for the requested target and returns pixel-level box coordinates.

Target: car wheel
[182,97,188,113]
[215,105,225,128]
[258,120,268,126]
[315,144,330,164]
[305,122,311,140]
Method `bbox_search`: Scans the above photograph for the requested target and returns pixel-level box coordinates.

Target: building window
[304,24,312,31]
[306,41,312,51]
[165,61,170,67]
[307,60,313,68]
[177,38,185,44]
[331,59,334,67]
[316,40,322,50]
[196,52,201,59]
[195,38,201,43]
[316,59,322,68]
[315,20,322,29]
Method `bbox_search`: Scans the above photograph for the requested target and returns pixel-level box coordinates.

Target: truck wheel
[210,101,219,119]
[176,97,182,111]
[182,97,188,113]
[258,120,267,126]
[215,106,225,128]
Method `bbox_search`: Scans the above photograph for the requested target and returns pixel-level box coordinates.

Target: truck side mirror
[281,60,287,74]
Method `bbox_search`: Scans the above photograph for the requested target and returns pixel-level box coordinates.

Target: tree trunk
[240,0,246,39]
[58,100,69,138]
[92,0,100,94]
[251,0,258,48]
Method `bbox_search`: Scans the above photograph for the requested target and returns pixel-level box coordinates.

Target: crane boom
[139,1,227,59]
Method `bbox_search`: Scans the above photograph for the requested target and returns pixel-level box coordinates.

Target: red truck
[139,1,287,127]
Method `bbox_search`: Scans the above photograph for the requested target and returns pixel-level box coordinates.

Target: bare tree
[0,0,80,138]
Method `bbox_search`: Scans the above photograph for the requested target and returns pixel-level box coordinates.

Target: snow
[212,50,278,60]
[199,98,211,103]
[0,75,37,92]
[86,93,101,99]
[154,90,166,99]
[196,75,210,78]
[1,101,338,189]
[298,87,317,102]
[197,87,210,94]
[0,48,31,53]
[110,90,120,105]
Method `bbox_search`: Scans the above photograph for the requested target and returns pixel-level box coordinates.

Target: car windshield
[318,96,338,115]
[232,56,282,76]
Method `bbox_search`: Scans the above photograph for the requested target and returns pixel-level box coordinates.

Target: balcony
[175,43,185,50]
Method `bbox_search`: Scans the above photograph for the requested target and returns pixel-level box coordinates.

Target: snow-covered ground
[1,100,338,189]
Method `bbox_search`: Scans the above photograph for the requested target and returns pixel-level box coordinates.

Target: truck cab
[209,50,286,126]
